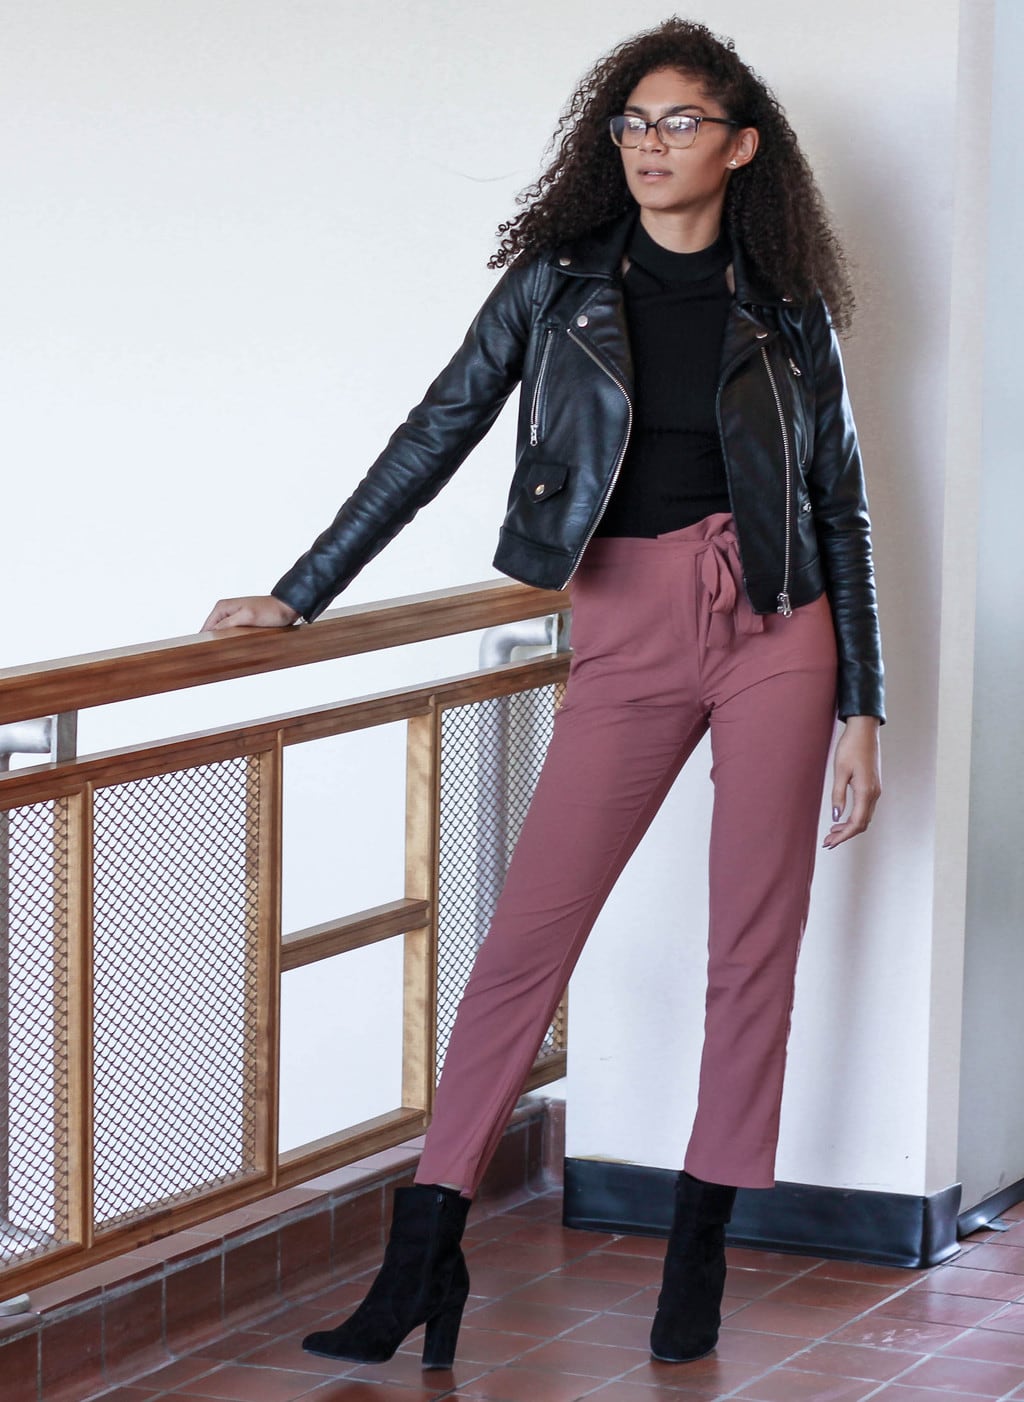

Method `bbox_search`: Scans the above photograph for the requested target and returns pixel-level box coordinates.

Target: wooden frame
[0,584,570,1296]
[253,745,282,1186]
[403,710,442,1120]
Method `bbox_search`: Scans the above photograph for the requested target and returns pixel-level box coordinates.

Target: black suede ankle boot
[649,1169,737,1363]
[302,1183,471,1369]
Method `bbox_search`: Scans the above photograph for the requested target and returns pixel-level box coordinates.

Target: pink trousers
[415,513,838,1193]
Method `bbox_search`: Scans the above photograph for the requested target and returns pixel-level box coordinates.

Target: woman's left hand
[824,716,882,849]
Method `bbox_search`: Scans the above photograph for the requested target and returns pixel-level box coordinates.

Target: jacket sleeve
[272,259,541,621]
[804,298,886,722]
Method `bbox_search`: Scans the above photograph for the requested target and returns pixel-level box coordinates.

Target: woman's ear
[728,127,759,170]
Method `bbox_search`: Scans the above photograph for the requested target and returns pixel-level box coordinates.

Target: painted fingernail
[832,806,841,822]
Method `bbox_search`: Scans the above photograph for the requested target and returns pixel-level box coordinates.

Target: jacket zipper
[761,346,794,617]
[529,329,555,447]
[564,327,633,583]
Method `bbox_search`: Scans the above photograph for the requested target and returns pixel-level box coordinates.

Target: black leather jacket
[273,214,885,722]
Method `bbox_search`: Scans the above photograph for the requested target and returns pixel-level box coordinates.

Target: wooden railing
[0,580,570,1295]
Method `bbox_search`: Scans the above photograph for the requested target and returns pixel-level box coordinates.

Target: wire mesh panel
[0,797,71,1267]
[91,758,262,1230]
[436,684,565,1077]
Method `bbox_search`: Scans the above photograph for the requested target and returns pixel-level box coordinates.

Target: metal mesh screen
[91,758,262,1230]
[0,798,71,1267]
[436,684,566,1077]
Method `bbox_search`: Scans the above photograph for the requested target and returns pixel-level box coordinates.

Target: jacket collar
[548,209,785,310]
[548,212,635,280]
[727,238,785,309]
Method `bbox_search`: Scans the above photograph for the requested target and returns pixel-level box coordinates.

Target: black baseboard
[958,1175,1024,1237]
[563,1158,962,1268]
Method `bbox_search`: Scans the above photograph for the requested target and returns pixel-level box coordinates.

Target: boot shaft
[673,1170,736,1231]
[388,1185,470,1248]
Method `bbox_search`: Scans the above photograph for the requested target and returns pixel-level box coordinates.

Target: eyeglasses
[609,113,739,149]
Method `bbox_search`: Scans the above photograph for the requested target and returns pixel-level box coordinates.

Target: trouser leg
[684,594,838,1188]
[417,518,839,1199]
[416,692,706,1196]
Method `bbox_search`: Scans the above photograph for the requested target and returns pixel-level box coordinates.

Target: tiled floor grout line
[89,1315,1018,1402]
[372,1214,1014,1401]
[516,1239,831,1396]
[493,1232,1002,1402]
[84,1202,1024,1401]
[248,1217,661,1399]
[363,1236,925,1401]
[706,1263,1006,1402]
[435,1227,946,1402]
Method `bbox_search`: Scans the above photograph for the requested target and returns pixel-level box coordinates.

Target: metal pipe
[477,612,567,670]
[0,720,57,760]
[473,615,570,949]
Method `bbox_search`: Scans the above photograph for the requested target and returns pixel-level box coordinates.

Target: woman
[205,17,883,1372]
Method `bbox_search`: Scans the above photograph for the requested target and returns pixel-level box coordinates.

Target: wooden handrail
[0,579,568,725]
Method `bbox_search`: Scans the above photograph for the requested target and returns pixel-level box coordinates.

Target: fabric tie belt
[688,522,764,651]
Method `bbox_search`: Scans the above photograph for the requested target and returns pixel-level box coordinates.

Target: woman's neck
[639,207,724,254]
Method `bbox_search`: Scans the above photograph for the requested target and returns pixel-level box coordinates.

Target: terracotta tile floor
[87,1193,1024,1402]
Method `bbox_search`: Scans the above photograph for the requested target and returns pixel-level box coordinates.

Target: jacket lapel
[548,214,635,392]
[544,212,788,394]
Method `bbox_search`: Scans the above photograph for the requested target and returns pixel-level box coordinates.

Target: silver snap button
[576,314,589,328]
[782,294,793,303]
[559,256,571,267]
[534,483,546,496]
[755,330,768,340]
[801,500,812,513]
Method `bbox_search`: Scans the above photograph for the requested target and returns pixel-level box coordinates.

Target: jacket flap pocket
[524,460,569,502]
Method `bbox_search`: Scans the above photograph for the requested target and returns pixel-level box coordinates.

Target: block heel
[421,1264,468,1369]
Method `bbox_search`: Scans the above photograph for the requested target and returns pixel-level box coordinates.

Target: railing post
[252,742,283,1186]
[65,784,93,1255]
[0,713,77,1306]
[403,710,442,1116]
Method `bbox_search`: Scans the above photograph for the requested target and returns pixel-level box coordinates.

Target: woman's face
[617,68,757,223]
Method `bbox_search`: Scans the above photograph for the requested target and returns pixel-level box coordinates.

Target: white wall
[956,0,1024,1211]
[0,1,990,1188]
[566,0,983,1199]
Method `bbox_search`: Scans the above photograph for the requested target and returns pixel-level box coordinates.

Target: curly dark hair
[490,17,854,331]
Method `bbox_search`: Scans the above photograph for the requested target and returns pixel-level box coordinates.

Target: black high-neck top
[594,221,733,538]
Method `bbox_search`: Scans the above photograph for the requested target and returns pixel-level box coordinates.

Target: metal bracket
[478,610,571,670]
[0,713,78,774]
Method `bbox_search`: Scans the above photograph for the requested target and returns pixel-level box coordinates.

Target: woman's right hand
[201,595,300,632]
